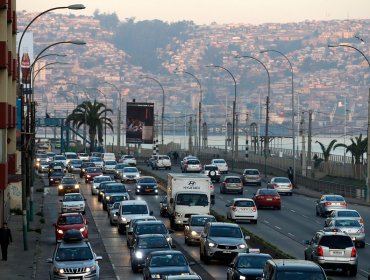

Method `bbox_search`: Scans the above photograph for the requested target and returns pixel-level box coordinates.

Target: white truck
[167,173,211,230]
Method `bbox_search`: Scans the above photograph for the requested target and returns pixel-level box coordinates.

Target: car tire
[276,206,281,210]
[348,266,357,277]
[251,219,258,224]
[82,210,85,215]
[239,190,243,195]
[315,208,320,216]
[131,264,139,273]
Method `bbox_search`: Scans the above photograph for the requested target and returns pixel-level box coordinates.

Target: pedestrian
[173,151,179,164]
[287,166,294,185]
[0,222,12,261]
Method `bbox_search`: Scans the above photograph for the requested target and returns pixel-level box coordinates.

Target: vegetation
[315,139,337,174]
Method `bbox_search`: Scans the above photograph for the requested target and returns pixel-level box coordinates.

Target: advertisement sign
[16,32,34,87]
[126,102,154,144]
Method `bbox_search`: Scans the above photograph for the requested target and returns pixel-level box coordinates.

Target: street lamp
[328,43,370,203]
[260,49,296,182]
[32,61,70,85]
[140,76,165,147]
[104,82,122,148]
[235,55,271,179]
[175,69,203,155]
[206,65,237,170]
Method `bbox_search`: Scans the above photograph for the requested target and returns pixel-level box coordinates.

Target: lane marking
[264,220,269,224]
[288,233,295,237]
[302,215,308,218]
[290,209,296,213]
[275,226,281,230]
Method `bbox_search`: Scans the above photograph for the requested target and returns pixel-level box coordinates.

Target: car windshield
[138,178,156,183]
[56,246,93,261]
[64,194,83,202]
[51,171,64,176]
[59,215,83,225]
[245,170,259,175]
[159,156,170,160]
[87,167,101,173]
[123,155,134,159]
[41,161,49,165]
[237,255,271,268]
[123,167,138,173]
[138,237,169,249]
[54,156,66,160]
[188,160,200,165]
[94,177,110,183]
[176,194,208,206]
[213,160,225,164]
[259,189,278,195]
[136,224,166,235]
[234,200,255,207]
[70,160,82,164]
[91,158,102,162]
[319,235,353,249]
[334,219,361,227]
[326,195,345,202]
[150,254,187,267]
[82,163,95,168]
[122,204,148,215]
[191,216,216,226]
[110,196,126,203]
[274,178,290,183]
[105,161,117,165]
[65,154,77,159]
[209,226,243,238]
[276,271,326,280]
[106,185,126,193]
[336,211,360,218]
[62,178,77,184]
[112,202,120,210]
[225,177,241,183]
[116,164,127,169]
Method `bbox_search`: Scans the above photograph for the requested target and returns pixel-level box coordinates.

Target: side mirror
[59,200,63,202]
[115,212,120,216]
[96,256,103,261]
[127,231,133,235]
[84,199,87,201]
[150,210,154,216]
[46,258,53,263]
[245,236,250,240]
[228,263,234,268]
[170,198,174,204]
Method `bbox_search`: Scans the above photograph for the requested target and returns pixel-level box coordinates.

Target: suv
[210,158,228,174]
[58,176,80,196]
[181,158,202,173]
[152,155,172,170]
[202,165,221,182]
[304,230,357,276]
[47,230,102,280]
[119,155,137,166]
[199,222,248,263]
[261,259,327,280]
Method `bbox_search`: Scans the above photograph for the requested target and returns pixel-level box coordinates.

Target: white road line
[288,233,295,237]
[366,242,370,246]
[116,276,120,280]
[302,215,308,218]
[264,220,269,224]
[290,209,296,213]
[360,269,369,276]
[274,226,281,230]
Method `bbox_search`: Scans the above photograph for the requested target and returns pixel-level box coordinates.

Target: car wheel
[203,252,211,264]
[200,247,204,261]
[131,264,139,273]
[315,208,320,216]
[348,266,357,277]
[239,190,243,195]
[82,211,85,215]
[251,219,258,224]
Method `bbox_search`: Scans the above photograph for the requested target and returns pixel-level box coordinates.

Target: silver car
[109,202,121,226]
[91,175,112,195]
[267,177,293,195]
[324,218,365,248]
[325,209,363,227]
[120,166,141,183]
[47,230,102,280]
[316,194,348,217]
[184,215,216,245]
[221,176,243,194]
[199,222,248,263]
[241,169,262,186]
[102,160,117,174]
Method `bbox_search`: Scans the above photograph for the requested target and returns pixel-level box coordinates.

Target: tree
[67,100,113,153]
[315,139,337,174]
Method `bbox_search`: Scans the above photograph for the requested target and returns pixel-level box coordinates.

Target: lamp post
[175,69,203,155]
[140,76,165,147]
[104,82,122,148]
[32,62,70,85]
[235,55,270,179]
[206,65,237,169]
[260,49,295,183]
[328,43,370,203]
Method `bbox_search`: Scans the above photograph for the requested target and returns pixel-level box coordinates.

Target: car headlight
[53,268,65,275]
[135,174,140,177]
[74,184,80,189]
[151,274,161,279]
[82,169,86,172]
[50,178,54,181]
[208,242,215,247]
[121,217,127,222]
[137,185,141,189]
[79,227,86,232]
[58,185,63,189]
[238,244,247,249]
[87,175,91,178]
[166,237,171,242]
[106,196,111,201]
[239,276,246,280]
[191,231,198,236]
[135,251,143,259]
[85,266,96,273]
[181,273,190,276]
[57,229,63,234]
[175,212,182,217]
[123,174,127,177]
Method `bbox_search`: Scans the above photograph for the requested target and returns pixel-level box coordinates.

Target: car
[48,161,66,175]
[46,151,56,162]
[60,193,86,214]
[35,153,48,168]
[221,176,243,194]
[324,218,365,248]
[53,213,88,242]
[119,154,137,166]
[108,202,121,225]
[53,154,67,166]
[64,152,78,165]
[49,170,65,186]
[261,259,327,280]
[324,209,363,227]
[164,276,202,280]
[202,165,221,183]
[226,198,258,224]
[102,152,116,161]
[181,158,202,173]
[136,176,159,195]
[58,176,80,196]
[241,168,262,186]
[199,222,248,263]
[102,160,117,174]
[106,193,129,212]
[80,162,96,178]
[116,200,153,234]
[159,196,168,217]
[315,194,348,217]
[120,166,141,183]
[84,167,103,183]
[184,215,217,245]
[146,155,157,167]
[227,253,272,280]
[78,152,90,161]
[47,230,102,280]
[90,157,104,168]
[54,141,61,149]
[127,220,173,248]
[97,180,116,202]
[180,156,198,171]
[252,188,281,210]
[90,152,102,160]
[152,155,172,170]
[267,177,293,196]
[102,182,130,211]
[210,158,228,174]
[38,160,50,173]
[125,216,157,238]
[66,159,83,173]
[304,230,358,276]
[114,163,130,179]
[91,175,112,195]
[142,250,194,280]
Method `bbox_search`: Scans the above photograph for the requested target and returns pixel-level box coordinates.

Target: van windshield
[276,271,326,280]
[319,235,353,249]
[122,204,148,215]
[176,193,208,206]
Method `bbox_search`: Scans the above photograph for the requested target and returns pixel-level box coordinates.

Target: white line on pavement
[290,209,296,212]
[275,226,281,230]
[288,233,295,237]
[264,220,269,224]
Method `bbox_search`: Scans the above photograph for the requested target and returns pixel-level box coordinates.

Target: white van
[102,152,116,161]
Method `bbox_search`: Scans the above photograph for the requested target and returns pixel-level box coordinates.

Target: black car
[102,182,130,211]
[130,234,173,273]
[159,196,168,217]
[49,170,65,186]
[142,250,194,280]
[48,162,66,176]
[227,253,272,280]
[97,180,115,202]
[136,176,159,195]
[114,163,129,179]
[58,176,80,196]
[80,162,96,178]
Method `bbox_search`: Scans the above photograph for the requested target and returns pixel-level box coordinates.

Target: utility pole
[188,116,193,155]
[301,111,306,176]
[307,110,313,177]
[117,106,121,149]
[235,113,239,159]
[245,114,249,159]
[264,96,270,179]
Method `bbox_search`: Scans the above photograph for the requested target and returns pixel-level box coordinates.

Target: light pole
[104,82,122,148]
[206,65,237,170]
[328,43,370,203]
[175,69,203,155]
[235,55,270,179]
[32,61,70,85]
[260,49,295,183]
[140,76,165,147]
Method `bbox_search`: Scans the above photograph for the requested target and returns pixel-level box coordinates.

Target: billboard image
[126,102,154,144]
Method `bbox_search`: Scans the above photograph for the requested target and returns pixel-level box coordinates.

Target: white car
[53,155,67,167]
[103,160,117,173]
[268,177,293,195]
[90,157,104,168]
[120,167,141,183]
[117,200,152,234]
[152,155,172,170]
[91,175,113,195]
[120,155,137,166]
[211,158,228,174]
[226,198,258,224]
[78,152,90,161]
[60,193,86,214]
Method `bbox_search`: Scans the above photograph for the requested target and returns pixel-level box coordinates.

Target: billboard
[126,102,154,144]
[16,32,34,87]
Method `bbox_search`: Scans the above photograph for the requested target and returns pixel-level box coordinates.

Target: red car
[253,188,281,210]
[84,167,103,183]
[53,213,88,242]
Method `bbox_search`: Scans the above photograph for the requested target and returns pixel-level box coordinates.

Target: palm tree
[315,139,337,174]
[67,100,113,152]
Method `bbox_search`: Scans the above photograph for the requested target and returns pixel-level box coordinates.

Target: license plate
[145,189,151,192]
[266,198,272,201]
[223,250,232,253]
[239,208,251,212]
[330,251,344,255]
[69,278,81,280]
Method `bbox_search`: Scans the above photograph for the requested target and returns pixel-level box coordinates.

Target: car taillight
[351,247,357,257]
[272,184,278,188]
[340,203,347,207]
[317,246,324,256]
[357,227,365,233]
[239,182,243,187]
[332,228,339,232]
[256,195,262,200]
[232,206,237,212]
[359,218,364,224]
[252,207,257,212]
[224,182,227,186]
[288,184,293,188]
[210,185,215,189]
[274,195,280,200]
[325,202,332,206]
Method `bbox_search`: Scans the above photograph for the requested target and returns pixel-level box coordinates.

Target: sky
[17,0,370,25]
